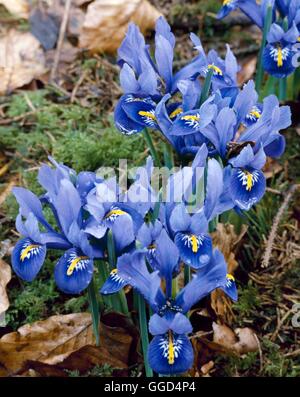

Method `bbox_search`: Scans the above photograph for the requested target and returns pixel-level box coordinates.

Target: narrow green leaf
[143,128,161,167]
[87,278,100,346]
[137,293,153,377]
[199,68,213,106]
[255,5,273,93]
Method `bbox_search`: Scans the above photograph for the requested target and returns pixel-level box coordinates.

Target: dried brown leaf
[0,0,29,19]
[212,223,248,273]
[212,323,259,355]
[237,56,257,85]
[0,312,136,376]
[263,158,283,179]
[79,0,162,53]
[0,30,47,95]
[200,360,214,375]
[0,259,11,316]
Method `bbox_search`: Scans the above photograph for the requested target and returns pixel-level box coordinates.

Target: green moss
[233,282,261,321]
[6,255,60,329]
[0,90,147,174]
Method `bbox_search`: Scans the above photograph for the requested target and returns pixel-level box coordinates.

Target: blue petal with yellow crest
[100,268,128,295]
[148,333,193,375]
[221,273,238,301]
[230,168,266,211]
[114,97,144,135]
[12,237,46,282]
[54,248,93,294]
[121,95,158,129]
[174,232,212,269]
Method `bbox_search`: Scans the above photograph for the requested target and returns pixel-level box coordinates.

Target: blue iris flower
[263,23,299,77]
[84,159,156,253]
[190,33,239,93]
[12,175,102,294]
[217,0,274,29]
[114,17,207,136]
[101,247,237,375]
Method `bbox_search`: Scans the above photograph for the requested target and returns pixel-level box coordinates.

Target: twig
[254,333,263,374]
[261,184,299,268]
[0,160,12,178]
[71,70,88,103]
[284,349,300,358]
[0,177,18,207]
[266,187,282,195]
[0,111,36,125]
[50,0,72,81]
[23,92,36,112]
[270,308,294,342]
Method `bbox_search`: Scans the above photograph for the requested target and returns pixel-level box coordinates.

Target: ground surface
[0,0,299,377]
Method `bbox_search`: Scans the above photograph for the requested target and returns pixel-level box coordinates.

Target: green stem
[172,277,178,299]
[279,77,287,102]
[87,278,100,346]
[255,5,273,94]
[137,294,153,377]
[209,216,219,233]
[143,128,161,167]
[163,142,174,170]
[199,69,213,106]
[184,265,190,285]
[98,261,113,310]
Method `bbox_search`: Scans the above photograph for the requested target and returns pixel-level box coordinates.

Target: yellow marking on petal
[67,256,89,276]
[190,235,198,253]
[223,0,232,5]
[20,244,39,262]
[181,115,200,122]
[297,36,300,42]
[168,331,175,365]
[249,110,261,119]
[169,107,183,119]
[148,244,156,250]
[277,46,283,67]
[104,209,127,219]
[208,64,223,76]
[138,111,156,121]
[110,268,118,275]
[227,273,235,281]
[245,172,254,191]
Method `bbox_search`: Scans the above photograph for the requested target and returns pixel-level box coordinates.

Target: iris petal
[12,238,46,282]
[170,110,202,136]
[263,44,295,78]
[175,232,212,269]
[54,248,93,294]
[114,96,144,135]
[100,268,128,295]
[148,333,194,375]
[122,95,158,128]
[230,168,266,210]
[221,273,238,301]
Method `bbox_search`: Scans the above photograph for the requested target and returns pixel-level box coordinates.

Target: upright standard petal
[12,238,46,282]
[54,248,93,294]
